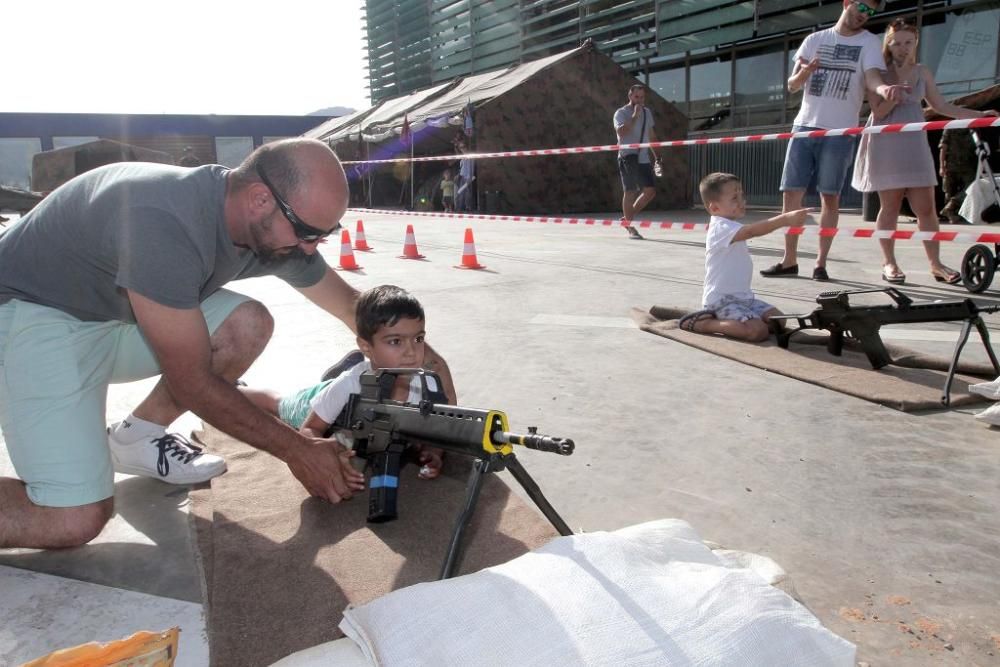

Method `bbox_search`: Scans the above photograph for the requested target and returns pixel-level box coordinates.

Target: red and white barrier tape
[346,207,1000,245]
[341,117,999,165]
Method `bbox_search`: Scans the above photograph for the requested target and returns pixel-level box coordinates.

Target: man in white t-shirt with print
[761,0,906,282]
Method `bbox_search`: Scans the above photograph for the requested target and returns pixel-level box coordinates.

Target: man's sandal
[678,309,715,332]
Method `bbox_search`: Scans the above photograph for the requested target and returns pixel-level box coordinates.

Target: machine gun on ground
[333,368,575,578]
[771,288,1000,406]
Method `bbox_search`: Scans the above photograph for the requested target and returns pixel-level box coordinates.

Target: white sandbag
[712,548,798,600]
[339,519,855,666]
[270,637,369,667]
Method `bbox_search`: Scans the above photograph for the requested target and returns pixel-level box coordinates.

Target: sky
[4,1,370,116]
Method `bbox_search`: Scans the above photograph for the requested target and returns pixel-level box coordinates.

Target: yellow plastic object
[20,627,179,667]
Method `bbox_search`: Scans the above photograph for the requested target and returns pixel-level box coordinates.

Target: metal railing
[685,124,864,209]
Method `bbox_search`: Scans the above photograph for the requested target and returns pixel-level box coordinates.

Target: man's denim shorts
[779,126,857,195]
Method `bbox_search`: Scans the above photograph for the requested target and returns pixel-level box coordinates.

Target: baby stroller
[960,129,1000,293]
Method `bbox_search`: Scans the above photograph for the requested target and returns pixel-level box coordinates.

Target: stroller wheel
[961,244,996,293]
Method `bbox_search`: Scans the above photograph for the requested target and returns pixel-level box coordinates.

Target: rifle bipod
[944,316,1000,406]
[772,288,1000,406]
[440,451,572,580]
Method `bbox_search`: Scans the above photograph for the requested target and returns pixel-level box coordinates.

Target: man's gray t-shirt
[0,162,326,322]
[614,104,655,163]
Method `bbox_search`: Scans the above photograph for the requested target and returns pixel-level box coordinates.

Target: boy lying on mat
[241,285,445,485]
[679,173,810,342]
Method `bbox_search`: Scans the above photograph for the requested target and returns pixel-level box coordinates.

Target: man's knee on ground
[51,498,115,547]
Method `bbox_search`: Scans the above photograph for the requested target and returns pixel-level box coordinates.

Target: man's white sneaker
[108,423,227,484]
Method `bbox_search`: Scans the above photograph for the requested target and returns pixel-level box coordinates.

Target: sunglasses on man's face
[255,164,335,242]
[854,1,877,17]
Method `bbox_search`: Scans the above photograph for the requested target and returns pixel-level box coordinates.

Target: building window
[52,136,100,150]
[921,6,1000,97]
[215,137,254,168]
[689,56,732,131]
[649,66,686,107]
[734,46,786,128]
[0,138,42,190]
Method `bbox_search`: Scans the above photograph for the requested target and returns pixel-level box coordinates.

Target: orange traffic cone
[399,224,425,259]
[455,228,486,270]
[354,219,372,251]
[337,229,362,271]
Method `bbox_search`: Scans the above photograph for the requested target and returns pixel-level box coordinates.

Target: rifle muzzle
[494,431,575,456]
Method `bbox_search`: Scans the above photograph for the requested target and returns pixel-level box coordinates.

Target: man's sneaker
[108,423,227,484]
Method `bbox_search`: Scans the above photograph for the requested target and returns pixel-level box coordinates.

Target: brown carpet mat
[635,306,997,412]
[189,426,559,667]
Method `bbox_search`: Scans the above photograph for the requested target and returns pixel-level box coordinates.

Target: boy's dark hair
[356,285,425,342]
[699,172,742,209]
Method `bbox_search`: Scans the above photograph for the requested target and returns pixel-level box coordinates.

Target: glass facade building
[364,0,999,205]
[366,0,999,131]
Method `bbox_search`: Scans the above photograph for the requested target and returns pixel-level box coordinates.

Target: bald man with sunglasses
[0,138,456,549]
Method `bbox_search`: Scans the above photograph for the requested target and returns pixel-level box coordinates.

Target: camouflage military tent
[31,139,174,193]
[305,43,689,214]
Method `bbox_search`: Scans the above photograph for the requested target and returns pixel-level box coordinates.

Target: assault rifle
[332,367,575,578]
[772,288,1000,406]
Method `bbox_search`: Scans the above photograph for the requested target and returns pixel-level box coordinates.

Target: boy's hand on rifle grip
[417,445,444,479]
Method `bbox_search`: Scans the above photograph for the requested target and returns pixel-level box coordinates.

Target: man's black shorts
[618,155,656,192]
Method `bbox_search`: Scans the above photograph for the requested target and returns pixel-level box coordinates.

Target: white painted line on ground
[529,314,638,329]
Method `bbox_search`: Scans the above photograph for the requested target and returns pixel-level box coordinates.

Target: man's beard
[249,218,307,265]
[256,245,308,265]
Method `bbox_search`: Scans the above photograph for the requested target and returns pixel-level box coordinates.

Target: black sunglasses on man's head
[255,163,335,242]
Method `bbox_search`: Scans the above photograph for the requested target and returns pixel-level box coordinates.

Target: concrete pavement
[2,208,1000,665]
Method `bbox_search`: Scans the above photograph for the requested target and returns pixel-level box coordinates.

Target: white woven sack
[339,519,855,666]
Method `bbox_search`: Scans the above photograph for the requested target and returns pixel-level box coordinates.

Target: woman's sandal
[930,267,961,285]
[881,265,906,284]
[678,309,715,332]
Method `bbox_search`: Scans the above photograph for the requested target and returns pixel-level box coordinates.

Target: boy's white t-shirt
[792,27,885,130]
[703,215,754,308]
[310,360,441,426]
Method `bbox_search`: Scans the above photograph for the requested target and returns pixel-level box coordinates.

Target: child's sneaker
[108,421,227,484]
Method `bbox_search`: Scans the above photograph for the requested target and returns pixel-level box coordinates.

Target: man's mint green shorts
[0,290,251,508]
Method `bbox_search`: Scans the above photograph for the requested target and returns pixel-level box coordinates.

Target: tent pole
[409,141,414,211]
[366,139,372,209]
